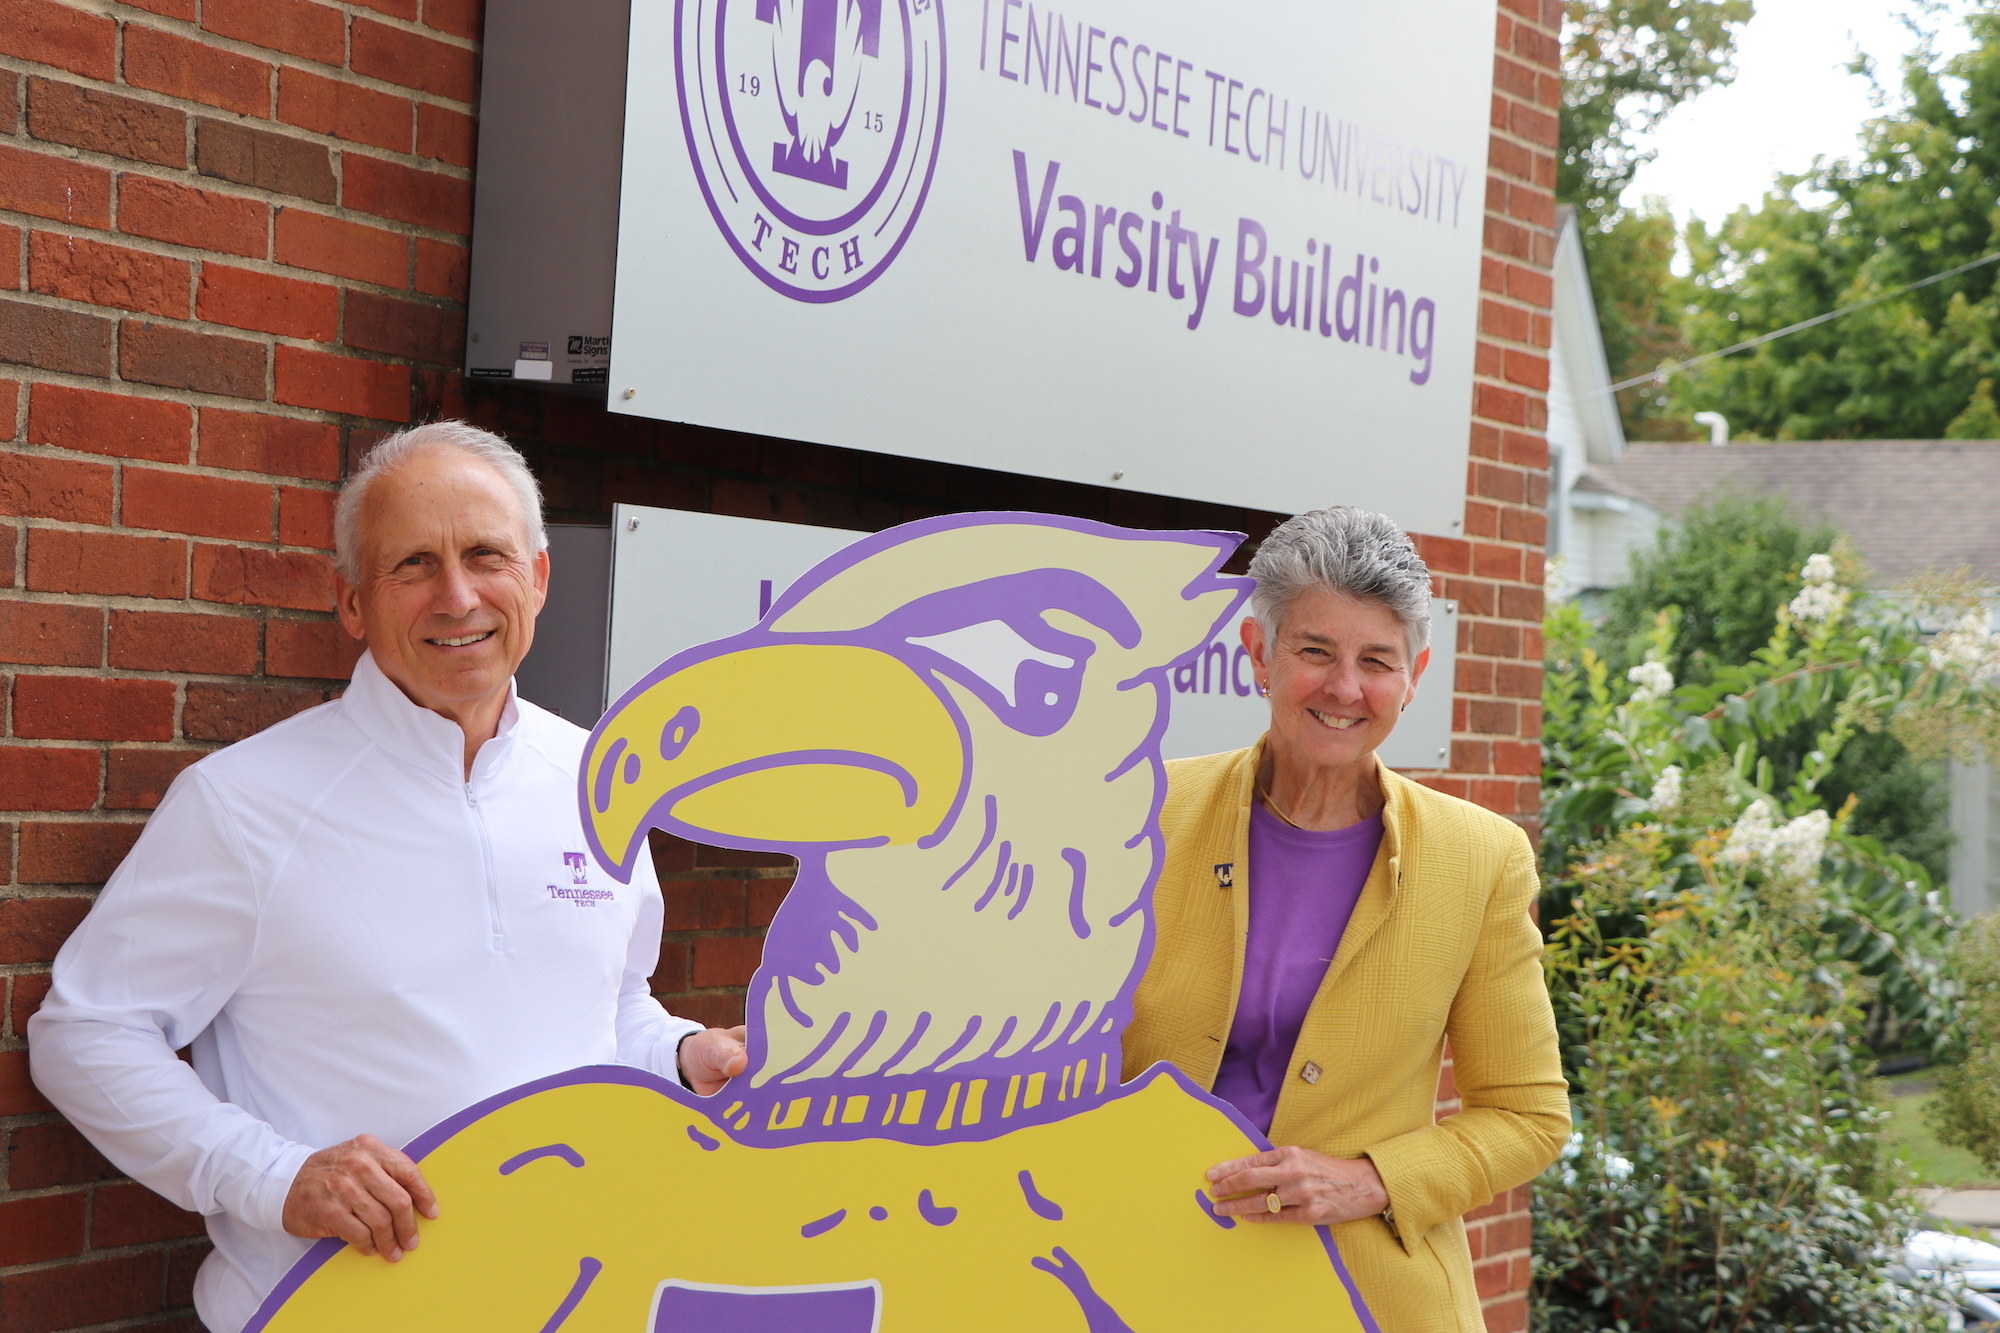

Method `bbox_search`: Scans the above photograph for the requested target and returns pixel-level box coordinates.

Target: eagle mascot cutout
[246,514,1380,1333]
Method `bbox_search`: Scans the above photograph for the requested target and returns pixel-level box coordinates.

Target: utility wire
[1605,248,2000,395]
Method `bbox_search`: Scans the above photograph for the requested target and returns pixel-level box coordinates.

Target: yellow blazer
[1123,741,1569,1333]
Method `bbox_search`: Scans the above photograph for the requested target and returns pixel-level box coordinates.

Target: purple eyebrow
[499,1144,585,1175]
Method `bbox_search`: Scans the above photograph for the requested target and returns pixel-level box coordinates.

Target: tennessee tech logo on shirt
[550,851,614,906]
[676,0,946,302]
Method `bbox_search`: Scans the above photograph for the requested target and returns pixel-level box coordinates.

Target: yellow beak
[583,642,966,880]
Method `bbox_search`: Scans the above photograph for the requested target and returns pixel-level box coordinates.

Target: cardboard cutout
[247,514,1378,1333]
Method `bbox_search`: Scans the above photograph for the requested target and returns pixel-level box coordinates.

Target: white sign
[607,505,1453,768]
[608,0,1497,533]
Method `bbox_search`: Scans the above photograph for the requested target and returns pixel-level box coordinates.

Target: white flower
[1648,765,1683,813]
[1627,660,1675,705]
[1770,808,1830,878]
[1720,799,1828,877]
[1929,609,2000,685]
[1787,553,1849,623]
[1544,553,1569,603]
[1720,798,1778,867]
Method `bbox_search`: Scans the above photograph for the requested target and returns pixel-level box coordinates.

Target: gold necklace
[1254,774,1307,830]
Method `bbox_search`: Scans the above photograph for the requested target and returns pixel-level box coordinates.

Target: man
[29,422,747,1333]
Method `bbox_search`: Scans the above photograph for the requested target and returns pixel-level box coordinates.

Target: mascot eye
[906,621,1074,707]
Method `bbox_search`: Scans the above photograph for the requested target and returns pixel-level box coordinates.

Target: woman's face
[1243,586,1429,773]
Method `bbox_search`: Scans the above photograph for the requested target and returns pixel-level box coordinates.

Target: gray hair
[1248,507,1432,660]
[332,421,547,582]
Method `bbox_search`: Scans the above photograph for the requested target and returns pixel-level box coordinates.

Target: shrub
[1926,912,2000,1174]
[1533,828,1939,1332]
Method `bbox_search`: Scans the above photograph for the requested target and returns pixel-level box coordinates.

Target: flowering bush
[1535,555,1999,1330]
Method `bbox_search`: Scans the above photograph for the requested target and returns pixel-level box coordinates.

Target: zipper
[467,780,505,950]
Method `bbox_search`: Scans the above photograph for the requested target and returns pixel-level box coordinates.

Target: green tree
[1560,0,1754,435]
[1665,9,2000,438]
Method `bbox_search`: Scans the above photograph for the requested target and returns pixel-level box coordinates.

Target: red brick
[0,746,99,810]
[26,77,187,168]
[124,25,272,119]
[28,529,186,599]
[416,102,476,168]
[0,599,101,666]
[119,174,267,259]
[1468,697,1519,736]
[1462,499,1499,538]
[692,935,764,988]
[668,993,746,1028]
[28,382,192,463]
[0,0,117,82]
[196,118,337,205]
[277,67,412,154]
[1474,463,1528,505]
[0,1190,86,1264]
[275,345,411,421]
[0,1048,53,1113]
[0,228,16,290]
[414,237,469,300]
[183,680,323,742]
[351,18,478,102]
[275,207,407,287]
[198,264,337,342]
[194,543,335,611]
[93,1182,208,1247]
[649,941,689,995]
[110,608,261,675]
[27,230,189,319]
[423,0,482,38]
[18,823,140,887]
[346,290,463,364]
[344,155,473,234]
[11,969,51,1033]
[749,878,791,928]
[124,469,272,543]
[354,0,418,17]
[0,295,114,376]
[105,747,203,810]
[1471,543,1523,582]
[0,1251,167,1328]
[6,1112,114,1176]
[127,0,197,17]
[0,143,112,230]
[121,320,268,400]
[0,451,114,523]
[267,619,360,678]
[203,0,345,66]
[13,675,173,742]
[278,484,335,548]
[0,890,90,959]
[200,409,341,481]
[1492,739,1540,776]
[661,880,746,931]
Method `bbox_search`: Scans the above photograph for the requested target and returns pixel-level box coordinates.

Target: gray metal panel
[464,0,630,390]
[516,525,613,725]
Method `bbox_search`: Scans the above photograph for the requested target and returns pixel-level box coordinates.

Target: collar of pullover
[343,649,522,785]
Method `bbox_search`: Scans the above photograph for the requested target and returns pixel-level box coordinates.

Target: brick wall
[0,0,1558,1328]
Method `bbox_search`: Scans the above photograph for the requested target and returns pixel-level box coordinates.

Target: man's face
[335,448,549,721]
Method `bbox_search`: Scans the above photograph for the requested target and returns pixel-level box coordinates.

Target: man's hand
[282,1135,438,1261]
[1205,1145,1389,1226]
[677,1025,748,1095]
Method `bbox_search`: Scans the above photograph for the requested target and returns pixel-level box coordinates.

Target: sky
[1621,0,1982,228]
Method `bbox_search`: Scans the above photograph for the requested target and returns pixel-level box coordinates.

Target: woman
[1123,507,1568,1332]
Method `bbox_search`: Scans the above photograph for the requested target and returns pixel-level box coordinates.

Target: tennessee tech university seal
[676,0,946,303]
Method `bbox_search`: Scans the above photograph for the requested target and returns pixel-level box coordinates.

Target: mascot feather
[246,514,1380,1333]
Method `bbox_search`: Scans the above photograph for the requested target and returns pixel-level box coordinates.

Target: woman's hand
[1205,1145,1389,1225]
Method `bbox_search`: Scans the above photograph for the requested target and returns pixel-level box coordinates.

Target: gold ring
[1266,1191,1282,1214]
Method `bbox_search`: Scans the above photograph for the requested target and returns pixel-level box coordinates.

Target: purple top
[1212,803,1384,1135]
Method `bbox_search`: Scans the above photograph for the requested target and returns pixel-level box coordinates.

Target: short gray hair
[332,421,547,582]
[1248,507,1432,660]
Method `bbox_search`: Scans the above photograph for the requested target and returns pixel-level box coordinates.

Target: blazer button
[1300,1061,1322,1084]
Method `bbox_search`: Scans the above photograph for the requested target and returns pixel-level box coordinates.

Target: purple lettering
[1052,195,1087,272]
[1053,15,1081,99]
[1244,89,1265,162]
[1164,209,1188,300]
[1267,97,1289,170]
[1128,43,1150,123]
[1115,212,1143,287]
[1012,151,1061,261]
[1186,232,1219,330]
[811,245,831,280]
[1270,256,1298,327]
[750,213,774,251]
[1172,59,1193,138]
[1083,27,1105,107]
[1224,79,1243,154]
[1335,253,1363,341]
[1410,298,1436,384]
[779,237,801,274]
[1105,36,1129,116]
[840,236,863,274]
[999,0,1022,80]
[1381,287,1407,352]
[1091,204,1117,277]
[1151,51,1171,131]
[1024,3,1052,90]
[1233,218,1267,317]
[1204,70,1225,145]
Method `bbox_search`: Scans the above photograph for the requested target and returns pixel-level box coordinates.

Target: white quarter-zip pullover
[29,651,702,1333]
